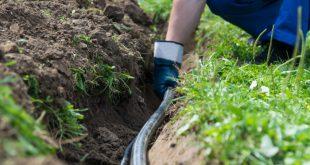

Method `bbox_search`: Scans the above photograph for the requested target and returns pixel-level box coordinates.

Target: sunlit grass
[0,77,55,157]
[138,1,309,163]
[175,9,310,164]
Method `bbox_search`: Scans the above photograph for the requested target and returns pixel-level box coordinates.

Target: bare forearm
[166,0,206,44]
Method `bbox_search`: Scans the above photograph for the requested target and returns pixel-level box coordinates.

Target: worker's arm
[166,0,206,44]
[153,0,206,98]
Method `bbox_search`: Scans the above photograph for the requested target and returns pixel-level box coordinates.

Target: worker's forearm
[166,0,206,44]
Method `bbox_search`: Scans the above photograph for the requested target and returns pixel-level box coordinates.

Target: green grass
[175,10,310,164]
[73,34,92,46]
[138,1,309,163]
[0,77,55,157]
[72,64,134,104]
[23,75,87,143]
[138,0,172,24]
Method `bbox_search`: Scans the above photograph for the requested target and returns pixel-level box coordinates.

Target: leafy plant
[72,64,134,104]
[73,34,92,46]
[23,74,40,98]
[23,75,87,143]
[43,100,87,141]
[0,78,55,157]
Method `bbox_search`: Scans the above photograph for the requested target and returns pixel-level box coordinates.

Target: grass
[138,1,309,164]
[72,64,134,104]
[73,34,92,46]
[175,9,310,164]
[138,0,172,24]
[23,75,87,144]
[0,77,55,157]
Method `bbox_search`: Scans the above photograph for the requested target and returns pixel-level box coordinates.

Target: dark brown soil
[0,0,159,164]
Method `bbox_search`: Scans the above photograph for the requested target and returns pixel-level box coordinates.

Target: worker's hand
[153,41,183,98]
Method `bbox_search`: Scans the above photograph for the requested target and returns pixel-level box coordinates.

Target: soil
[148,106,205,165]
[0,0,159,164]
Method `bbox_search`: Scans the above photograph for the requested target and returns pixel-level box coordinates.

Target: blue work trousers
[206,0,310,46]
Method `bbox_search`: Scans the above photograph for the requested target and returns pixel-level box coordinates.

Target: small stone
[10,23,20,33]
[0,41,18,56]
[170,143,176,148]
[104,5,124,22]
[76,0,92,8]
[79,42,88,49]
[94,0,106,9]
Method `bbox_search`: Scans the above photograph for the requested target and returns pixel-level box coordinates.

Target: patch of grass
[23,75,87,143]
[138,0,172,24]
[33,98,88,142]
[175,9,310,164]
[23,74,40,98]
[0,77,55,157]
[59,15,67,22]
[72,64,134,104]
[73,34,92,46]
[41,9,52,17]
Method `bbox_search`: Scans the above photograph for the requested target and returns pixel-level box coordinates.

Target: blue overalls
[206,0,310,46]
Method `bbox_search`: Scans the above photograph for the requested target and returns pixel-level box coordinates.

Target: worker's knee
[206,0,269,16]
[206,0,230,16]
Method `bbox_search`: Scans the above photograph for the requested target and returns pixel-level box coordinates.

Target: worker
[153,0,309,98]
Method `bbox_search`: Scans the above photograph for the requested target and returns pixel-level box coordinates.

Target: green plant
[174,9,310,164]
[0,78,55,157]
[23,75,40,98]
[23,75,87,143]
[138,0,172,23]
[41,9,52,17]
[45,100,87,141]
[72,64,134,104]
[59,15,67,22]
[73,34,92,45]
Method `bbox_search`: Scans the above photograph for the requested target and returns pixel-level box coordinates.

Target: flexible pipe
[120,89,174,165]
[131,89,174,165]
[120,138,135,165]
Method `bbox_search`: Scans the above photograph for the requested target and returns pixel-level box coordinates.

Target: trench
[59,85,161,165]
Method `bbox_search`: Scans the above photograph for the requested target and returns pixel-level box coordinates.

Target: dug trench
[0,0,161,164]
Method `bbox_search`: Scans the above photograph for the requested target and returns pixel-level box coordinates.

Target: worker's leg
[270,0,309,46]
[206,0,309,46]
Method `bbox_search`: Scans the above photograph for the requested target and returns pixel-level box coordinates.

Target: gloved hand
[153,41,184,98]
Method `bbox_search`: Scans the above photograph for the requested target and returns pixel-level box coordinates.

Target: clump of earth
[0,0,159,164]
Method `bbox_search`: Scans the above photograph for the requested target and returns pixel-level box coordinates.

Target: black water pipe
[121,89,174,165]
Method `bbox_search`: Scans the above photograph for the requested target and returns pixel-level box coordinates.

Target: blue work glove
[153,41,184,98]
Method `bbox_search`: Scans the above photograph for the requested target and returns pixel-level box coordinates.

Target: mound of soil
[0,0,159,164]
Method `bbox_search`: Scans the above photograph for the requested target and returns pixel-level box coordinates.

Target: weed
[4,60,17,67]
[59,15,67,22]
[23,74,40,98]
[44,100,87,141]
[41,9,52,17]
[23,75,87,143]
[0,78,55,157]
[73,34,92,46]
[72,64,134,104]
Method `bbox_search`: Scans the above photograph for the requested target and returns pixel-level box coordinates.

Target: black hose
[131,89,174,165]
[120,138,135,165]
[120,89,174,165]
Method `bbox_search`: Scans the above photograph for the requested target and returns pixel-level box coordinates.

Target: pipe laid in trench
[121,89,174,165]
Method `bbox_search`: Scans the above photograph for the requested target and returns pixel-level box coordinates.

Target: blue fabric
[206,0,310,46]
[153,58,179,98]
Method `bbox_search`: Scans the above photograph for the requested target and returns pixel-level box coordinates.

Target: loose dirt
[0,0,159,164]
[148,105,205,165]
